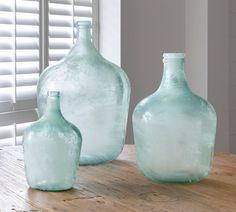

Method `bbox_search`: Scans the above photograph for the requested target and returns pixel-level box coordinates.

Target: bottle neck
[159,58,189,92]
[44,93,61,117]
[76,26,92,44]
[72,25,97,55]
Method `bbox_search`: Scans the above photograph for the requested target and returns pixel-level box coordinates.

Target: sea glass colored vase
[133,53,217,183]
[23,91,82,191]
[37,21,130,165]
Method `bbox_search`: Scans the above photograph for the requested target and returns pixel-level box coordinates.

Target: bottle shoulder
[38,54,130,90]
[133,90,216,119]
[23,115,82,142]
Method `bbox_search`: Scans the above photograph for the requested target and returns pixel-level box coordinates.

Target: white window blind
[0,0,39,146]
[0,0,99,146]
[49,0,98,65]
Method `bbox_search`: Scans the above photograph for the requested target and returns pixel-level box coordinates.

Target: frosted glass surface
[23,91,82,191]
[133,53,217,183]
[37,22,130,165]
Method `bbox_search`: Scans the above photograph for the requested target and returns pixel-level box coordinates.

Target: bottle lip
[47,91,60,97]
[75,21,92,29]
[163,53,185,59]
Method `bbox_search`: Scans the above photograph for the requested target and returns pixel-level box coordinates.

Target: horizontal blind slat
[49,27,73,38]
[0,62,14,75]
[0,125,14,139]
[17,61,40,74]
[49,49,70,60]
[16,73,39,87]
[0,25,39,37]
[0,109,38,126]
[49,38,72,49]
[49,0,73,5]
[73,16,92,24]
[0,88,14,102]
[16,13,39,25]
[0,50,14,62]
[16,50,39,62]
[14,99,37,111]
[0,75,14,88]
[16,122,34,136]
[16,85,37,100]
[0,37,14,49]
[0,0,14,12]
[16,25,39,37]
[74,5,92,17]
[49,15,72,27]
[16,1,39,14]
[16,38,39,49]
[0,12,14,24]
[74,0,92,7]
[49,3,72,16]
[0,25,14,36]
[0,99,37,113]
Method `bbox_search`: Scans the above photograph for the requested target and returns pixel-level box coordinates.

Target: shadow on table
[78,161,187,202]
[25,160,235,207]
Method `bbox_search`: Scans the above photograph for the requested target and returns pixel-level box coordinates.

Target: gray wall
[121,0,185,144]
[185,0,208,98]
[208,0,230,152]
[121,0,235,153]
[229,0,236,152]
[186,0,231,152]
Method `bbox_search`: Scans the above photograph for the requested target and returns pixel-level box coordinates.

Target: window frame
[0,0,99,146]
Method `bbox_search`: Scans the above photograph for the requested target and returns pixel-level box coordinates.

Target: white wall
[99,0,121,65]
[121,0,185,144]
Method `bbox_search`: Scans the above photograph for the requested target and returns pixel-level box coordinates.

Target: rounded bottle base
[145,177,207,184]
[29,184,73,192]
[138,168,209,184]
[79,150,123,165]
[27,178,75,192]
[80,155,117,165]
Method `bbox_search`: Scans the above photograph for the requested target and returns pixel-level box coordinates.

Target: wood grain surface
[0,145,235,212]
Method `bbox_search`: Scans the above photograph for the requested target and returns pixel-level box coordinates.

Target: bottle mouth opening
[76,21,92,29]
[47,91,60,97]
[163,53,185,59]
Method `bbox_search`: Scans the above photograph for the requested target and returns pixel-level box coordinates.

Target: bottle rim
[47,91,60,97]
[163,53,185,59]
[75,21,92,28]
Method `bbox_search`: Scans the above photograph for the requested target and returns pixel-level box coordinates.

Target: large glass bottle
[133,53,217,183]
[37,21,130,165]
[23,91,82,191]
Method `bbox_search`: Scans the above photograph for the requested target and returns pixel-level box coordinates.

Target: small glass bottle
[133,53,217,183]
[23,91,82,191]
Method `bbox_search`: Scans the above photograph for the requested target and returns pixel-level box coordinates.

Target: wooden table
[0,145,236,212]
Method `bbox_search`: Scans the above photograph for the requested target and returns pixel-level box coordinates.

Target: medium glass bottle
[37,21,130,165]
[133,53,217,183]
[23,91,82,191]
